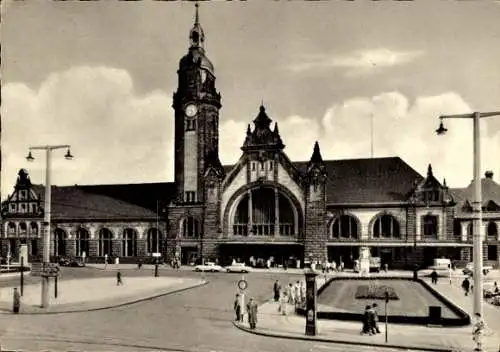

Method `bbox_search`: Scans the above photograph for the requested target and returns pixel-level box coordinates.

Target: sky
[2,0,500,199]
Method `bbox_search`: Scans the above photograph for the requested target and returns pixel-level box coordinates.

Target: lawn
[317,279,461,319]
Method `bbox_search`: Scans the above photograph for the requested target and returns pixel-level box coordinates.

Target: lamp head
[436,120,448,135]
[26,151,35,162]
[64,148,74,160]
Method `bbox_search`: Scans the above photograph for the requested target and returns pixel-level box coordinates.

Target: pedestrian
[247,297,258,329]
[104,254,108,269]
[279,291,287,315]
[300,281,306,305]
[431,270,438,285]
[137,260,143,269]
[371,303,381,334]
[360,305,372,335]
[13,288,20,314]
[116,271,123,286]
[294,281,301,306]
[472,313,485,352]
[462,277,471,296]
[494,281,499,294]
[273,280,281,302]
[287,283,295,304]
[234,293,242,322]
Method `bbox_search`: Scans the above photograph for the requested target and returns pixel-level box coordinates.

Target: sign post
[20,257,24,297]
[305,267,318,336]
[238,276,248,322]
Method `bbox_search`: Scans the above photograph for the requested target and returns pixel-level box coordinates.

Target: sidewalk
[234,274,500,352]
[0,276,206,314]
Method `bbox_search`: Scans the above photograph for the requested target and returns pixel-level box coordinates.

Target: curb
[232,321,457,352]
[4,279,209,315]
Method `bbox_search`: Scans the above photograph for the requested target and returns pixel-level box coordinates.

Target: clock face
[185,104,198,117]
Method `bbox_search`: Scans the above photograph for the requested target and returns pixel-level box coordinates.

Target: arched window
[7,222,16,236]
[331,215,358,239]
[487,221,498,239]
[122,228,137,257]
[146,228,162,255]
[75,228,90,257]
[422,215,438,238]
[182,217,200,238]
[98,228,113,257]
[19,222,27,236]
[373,214,400,238]
[53,228,67,257]
[232,187,298,236]
[29,222,39,237]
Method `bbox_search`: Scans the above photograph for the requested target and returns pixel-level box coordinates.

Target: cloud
[2,66,173,198]
[286,49,423,76]
[2,66,499,200]
[220,91,500,188]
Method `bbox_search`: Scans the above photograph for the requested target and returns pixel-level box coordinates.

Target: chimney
[485,170,494,179]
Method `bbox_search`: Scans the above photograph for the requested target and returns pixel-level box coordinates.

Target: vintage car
[193,262,223,272]
[463,262,493,276]
[224,263,251,273]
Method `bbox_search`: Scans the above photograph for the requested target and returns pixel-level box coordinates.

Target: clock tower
[172,3,222,204]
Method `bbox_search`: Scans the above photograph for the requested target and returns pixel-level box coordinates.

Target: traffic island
[0,277,207,314]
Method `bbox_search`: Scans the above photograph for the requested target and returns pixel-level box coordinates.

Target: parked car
[463,262,493,276]
[224,263,251,273]
[68,259,85,267]
[58,258,71,266]
[193,262,222,272]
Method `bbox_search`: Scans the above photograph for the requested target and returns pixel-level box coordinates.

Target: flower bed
[355,284,399,300]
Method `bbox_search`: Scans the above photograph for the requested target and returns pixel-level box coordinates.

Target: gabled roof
[450,175,500,208]
[26,182,176,221]
[224,156,424,205]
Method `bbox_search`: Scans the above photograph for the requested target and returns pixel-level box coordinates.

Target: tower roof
[242,104,284,151]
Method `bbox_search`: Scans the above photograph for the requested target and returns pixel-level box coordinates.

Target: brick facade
[304,181,327,263]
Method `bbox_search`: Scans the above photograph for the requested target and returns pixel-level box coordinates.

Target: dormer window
[19,190,27,200]
[9,204,17,213]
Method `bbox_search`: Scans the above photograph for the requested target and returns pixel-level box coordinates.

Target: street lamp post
[26,145,73,308]
[436,111,500,321]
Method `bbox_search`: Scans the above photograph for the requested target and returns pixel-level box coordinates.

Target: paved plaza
[235,271,500,352]
[0,275,206,314]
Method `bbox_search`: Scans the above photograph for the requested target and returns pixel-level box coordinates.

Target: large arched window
[182,217,200,238]
[146,228,162,254]
[331,215,358,239]
[75,228,90,257]
[7,222,16,236]
[19,222,27,236]
[422,214,438,238]
[373,214,400,238]
[232,187,297,236]
[29,222,39,237]
[98,228,113,257]
[487,221,498,239]
[53,228,67,257]
[122,228,137,257]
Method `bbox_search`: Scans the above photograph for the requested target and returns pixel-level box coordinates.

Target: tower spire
[189,2,205,49]
[195,2,200,25]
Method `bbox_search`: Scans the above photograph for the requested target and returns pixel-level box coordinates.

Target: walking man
[116,271,123,286]
[371,303,381,334]
[431,270,438,285]
[234,293,242,322]
[462,277,471,296]
[273,280,281,302]
[247,297,258,329]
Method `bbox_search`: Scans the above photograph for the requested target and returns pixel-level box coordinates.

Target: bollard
[13,288,20,314]
[154,264,159,277]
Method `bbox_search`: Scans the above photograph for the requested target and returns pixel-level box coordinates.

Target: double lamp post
[435,111,500,321]
[26,145,73,308]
